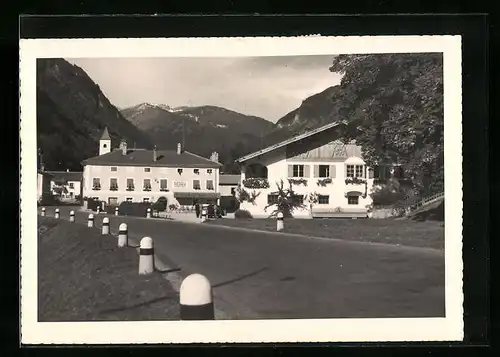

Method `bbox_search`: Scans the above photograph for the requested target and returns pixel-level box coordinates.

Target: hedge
[118,202,153,217]
[234,209,253,219]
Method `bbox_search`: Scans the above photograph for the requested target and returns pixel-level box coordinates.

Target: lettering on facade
[173,181,187,188]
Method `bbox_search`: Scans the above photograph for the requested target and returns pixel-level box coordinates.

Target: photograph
[20,36,463,344]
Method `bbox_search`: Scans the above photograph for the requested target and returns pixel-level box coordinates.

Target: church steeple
[99,127,111,155]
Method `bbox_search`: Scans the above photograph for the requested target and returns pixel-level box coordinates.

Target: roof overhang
[173,192,221,199]
[236,120,347,163]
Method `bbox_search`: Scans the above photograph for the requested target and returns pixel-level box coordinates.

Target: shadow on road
[98,295,176,315]
[212,267,269,289]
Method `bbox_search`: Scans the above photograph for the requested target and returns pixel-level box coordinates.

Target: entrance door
[108,197,118,205]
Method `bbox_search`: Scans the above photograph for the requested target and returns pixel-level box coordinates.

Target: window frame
[292,164,305,178]
[318,165,330,178]
[347,195,359,205]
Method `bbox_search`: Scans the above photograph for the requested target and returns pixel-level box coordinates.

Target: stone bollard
[115,206,119,216]
[146,207,151,218]
[118,223,128,248]
[54,208,60,219]
[201,208,207,223]
[102,217,110,235]
[179,274,214,320]
[41,207,46,217]
[138,237,154,275]
[87,214,94,228]
[276,212,284,232]
[96,205,101,215]
[69,210,75,223]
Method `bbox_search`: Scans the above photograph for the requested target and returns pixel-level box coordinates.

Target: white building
[235,121,379,218]
[81,127,222,207]
[218,174,240,197]
[46,170,83,200]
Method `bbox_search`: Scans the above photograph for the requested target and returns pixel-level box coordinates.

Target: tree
[329,54,444,196]
[264,179,307,218]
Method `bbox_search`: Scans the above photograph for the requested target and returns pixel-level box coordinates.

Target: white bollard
[138,236,154,275]
[179,274,214,320]
[118,223,128,248]
[115,206,119,216]
[146,207,151,218]
[276,212,284,232]
[87,214,94,228]
[54,208,60,219]
[201,208,207,223]
[41,207,46,217]
[102,217,110,235]
[69,210,75,222]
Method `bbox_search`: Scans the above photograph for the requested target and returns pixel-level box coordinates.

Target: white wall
[239,147,374,218]
[82,164,219,205]
[50,180,81,198]
[219,184,237,196]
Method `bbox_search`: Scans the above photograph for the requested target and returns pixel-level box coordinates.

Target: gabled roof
[100,127,111,140]
[236,120,347,163]
[81,149,222,168]
[45,171,83,183]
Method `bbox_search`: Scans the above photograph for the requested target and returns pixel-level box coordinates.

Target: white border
[20,36,463,344]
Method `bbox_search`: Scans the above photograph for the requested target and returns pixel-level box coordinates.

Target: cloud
[66,56,342,122]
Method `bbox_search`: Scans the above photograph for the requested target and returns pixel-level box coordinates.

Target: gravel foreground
[37,217,180,322]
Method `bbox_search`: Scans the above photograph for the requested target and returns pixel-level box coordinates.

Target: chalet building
[235,121,401,218]
[81,127,222,207]
[46,170,83,199]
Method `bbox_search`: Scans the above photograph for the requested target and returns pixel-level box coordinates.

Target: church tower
[99,127,111,156]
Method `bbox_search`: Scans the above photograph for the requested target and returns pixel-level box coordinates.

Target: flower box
[242,178,270,189]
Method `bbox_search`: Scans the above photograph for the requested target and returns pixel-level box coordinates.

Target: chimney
[66,169,69,173]
[120,139,128,155]
[153,145,157,162]
[177,143,181,155]
[210,151,219,163]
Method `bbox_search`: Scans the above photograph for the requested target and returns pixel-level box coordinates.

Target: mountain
[263,86,343,146]
[37,59,153,171]
[120,103,274,168]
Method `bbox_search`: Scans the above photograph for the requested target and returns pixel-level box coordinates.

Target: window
[193,169,199,174]
[347,196,359,205]
[318,195,329,204]
[92,178,101,190]
[319,165,330,178]
[177,168,183,174]
[103,144,107,148]
[109,178,118,191]
[126,197,133,203]
[69,182,74,189]
[111,167,117,172]
[267,194,278,205]
[207,169,213,174]
[160,179,168,191]
[206,180,214,190]
[143,179,151,191]
[231,187,236,196]
[347,165,365,178]
[193,180,201,190]
[293,164,304,177]
[144,168,151,172]
[292,195,304,205]
[143,198,150,203]
[126,178,134,191]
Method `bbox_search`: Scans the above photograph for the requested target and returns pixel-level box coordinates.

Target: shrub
[152,196,168,212]
[234,209,253,219]
[38,193,58,206]
[264,179,306,218]
[371,179,410,207]
[104,204,118,214]
[118,202,152,217]
[85,197,101,211]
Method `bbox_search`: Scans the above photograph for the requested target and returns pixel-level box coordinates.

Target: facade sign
[173,181,187,188]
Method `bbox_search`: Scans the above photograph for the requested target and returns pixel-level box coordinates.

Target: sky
[66,56,342,122]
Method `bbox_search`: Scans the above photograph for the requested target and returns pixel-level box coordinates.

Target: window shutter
[368,168,374,179]
[313,165,319,178]
[329,165,336,178]
[288,165,293,177]
[304,165,310,177]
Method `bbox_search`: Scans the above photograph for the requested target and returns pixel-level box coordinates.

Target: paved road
[40,206,445,320]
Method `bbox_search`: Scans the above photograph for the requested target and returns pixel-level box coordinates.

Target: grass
[206,218,444,250]
[38,217,179,321]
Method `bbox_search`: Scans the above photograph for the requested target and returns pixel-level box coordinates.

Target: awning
[345,190,363,196]
[173,192,221,199]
